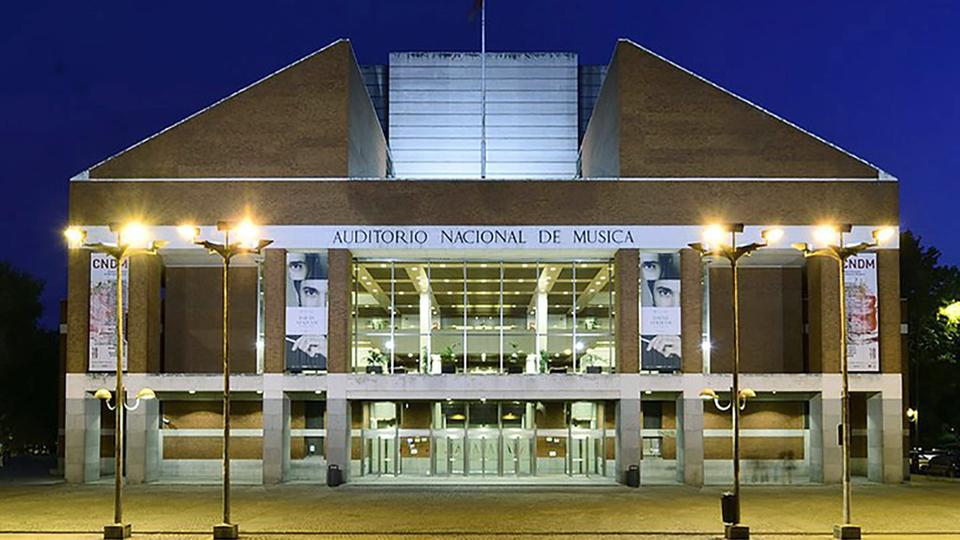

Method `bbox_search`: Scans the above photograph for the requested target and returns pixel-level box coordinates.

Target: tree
[899,231,960,447]
[0,262,59,456]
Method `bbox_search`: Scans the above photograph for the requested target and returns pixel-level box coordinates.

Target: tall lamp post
[180,220,272,540]
[689,223,782,540]
[64,223,163,540]
[793,224,894,540]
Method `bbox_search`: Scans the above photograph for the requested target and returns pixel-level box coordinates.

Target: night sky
[2,0,958,328]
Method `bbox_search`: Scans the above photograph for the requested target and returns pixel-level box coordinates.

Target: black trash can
[720,491,739,524]
[625,464,640,488]
[327,464,343,487]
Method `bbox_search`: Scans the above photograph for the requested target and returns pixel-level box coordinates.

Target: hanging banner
[846,253,880,372]
[286,252,329,371]
[640,252,682,372]
[88,253,128,372]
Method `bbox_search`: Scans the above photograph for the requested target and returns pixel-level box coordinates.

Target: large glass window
[352,259,616,374]
[353,400,613,480]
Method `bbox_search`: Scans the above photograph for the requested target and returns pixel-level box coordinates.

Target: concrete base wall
[63,372,905,486]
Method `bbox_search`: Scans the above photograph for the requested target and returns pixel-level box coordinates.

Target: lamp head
[119,222,150,249]
[761,228,784,245]
[791,242,810,253]
[93,388,112,401]
[739,388,757,400]
[813,225,839,247]
[177,224,200,242]
[873,227,896,245]
[906,408,919,423]
[703,225,729,247]
[699,388,719,401]
[63,227,86,249]
[135,388,156,401]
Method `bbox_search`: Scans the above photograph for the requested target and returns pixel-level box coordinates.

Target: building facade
[63,39,907,486]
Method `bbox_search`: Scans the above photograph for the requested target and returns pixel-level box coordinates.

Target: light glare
[121,223,150,248]
[63,227,86,248]
[813,225,838,246]
[234,219,260,249]
[177,224,200,241]
[703,225,727,246]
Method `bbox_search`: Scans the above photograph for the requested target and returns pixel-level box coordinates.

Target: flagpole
[480,0,486,179]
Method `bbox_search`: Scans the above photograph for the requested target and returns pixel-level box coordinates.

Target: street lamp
[689,224,781,540]
[793,224,895,540]
[64,223,163,540]
[180,220,272,540]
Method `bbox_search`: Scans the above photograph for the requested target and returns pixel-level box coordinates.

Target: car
[926,452,960,478]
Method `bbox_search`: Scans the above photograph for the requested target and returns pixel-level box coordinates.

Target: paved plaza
[1,477,958,539]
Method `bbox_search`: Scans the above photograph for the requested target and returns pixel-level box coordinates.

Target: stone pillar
[615,249,639,373]
[327,250,353,373]
[866,391,904,483]
[64,389,100,483]
[616,397,641,484]
[126,398,160,484]
[325,398,352,480]
[127,254,163,373]
[808,394,824,483]
[819,377,843,484]
[263,249,287,374]
[680,249,703,373]
[678,390,704,486]
[262,380,290,484]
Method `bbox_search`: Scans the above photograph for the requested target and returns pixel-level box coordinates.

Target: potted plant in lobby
[365,348,385,374]
[539,349,551,374]
[440,344,459,374]
[419,346,429,374]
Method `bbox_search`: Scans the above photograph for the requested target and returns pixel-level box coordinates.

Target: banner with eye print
[640,252,682,371]
[845,253,880,372]
[89,253,129,371]
[286,252,329,371]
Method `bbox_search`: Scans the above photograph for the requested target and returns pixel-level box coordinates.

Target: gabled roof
[80,39,387,179]
[581,39,891,180]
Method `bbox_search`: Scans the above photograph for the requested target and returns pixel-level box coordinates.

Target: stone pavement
[0,477,958,539]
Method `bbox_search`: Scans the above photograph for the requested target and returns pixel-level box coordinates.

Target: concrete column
[262,380,291,484]
[616,397,641,484]
[325,377,352,479]
[263,249,287,374]
[64,392,100,483]
[808,394,824,483]
[126,399,160,484]
[615,249,640,373]
[680,249,703,373]
[678,391,704,487]
[819,376,843,484]
[866,391,905,483]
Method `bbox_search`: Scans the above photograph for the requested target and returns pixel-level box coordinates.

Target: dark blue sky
[2,0,958,328]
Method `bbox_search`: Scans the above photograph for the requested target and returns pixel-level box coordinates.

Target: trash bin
[625,464,640,488]
[327,464,343,487]
[721,491,739,524]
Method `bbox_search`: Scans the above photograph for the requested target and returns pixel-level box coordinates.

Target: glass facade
[352,260,616,374]
[354,400,615,479]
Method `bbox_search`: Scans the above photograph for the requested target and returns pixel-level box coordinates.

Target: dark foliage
[0,262,59,456]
